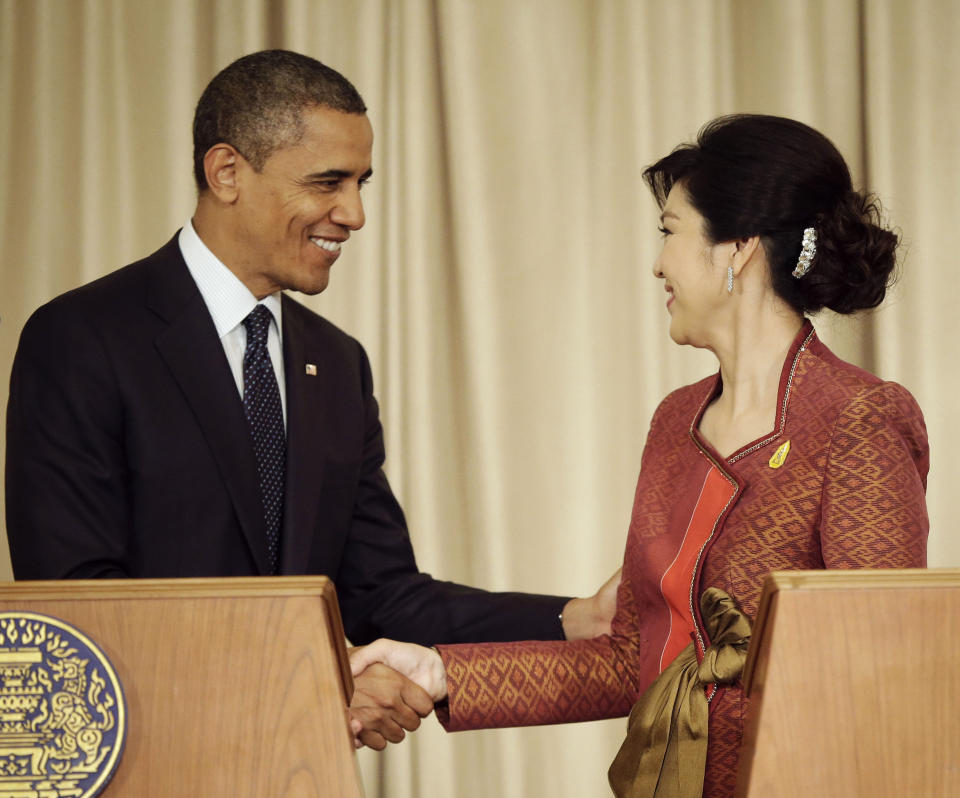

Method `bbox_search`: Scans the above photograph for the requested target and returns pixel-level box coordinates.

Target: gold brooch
[768,440,791,469]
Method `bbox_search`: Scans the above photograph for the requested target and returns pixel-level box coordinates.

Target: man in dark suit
[6,50,616,749]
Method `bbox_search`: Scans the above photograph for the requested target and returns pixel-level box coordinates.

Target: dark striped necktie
[241,304,285,574]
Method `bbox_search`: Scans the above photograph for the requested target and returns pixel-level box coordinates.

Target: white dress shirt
[178,219,287,426]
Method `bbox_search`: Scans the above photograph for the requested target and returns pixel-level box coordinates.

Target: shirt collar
[178,218,283,338]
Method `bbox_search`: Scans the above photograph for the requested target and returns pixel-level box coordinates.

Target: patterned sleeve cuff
[435,637,637,732]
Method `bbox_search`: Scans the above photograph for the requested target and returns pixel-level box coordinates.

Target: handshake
[348,640,448,749]
[346,567,622,749]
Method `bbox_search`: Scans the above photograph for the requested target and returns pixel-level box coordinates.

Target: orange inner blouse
[658,465,736,671]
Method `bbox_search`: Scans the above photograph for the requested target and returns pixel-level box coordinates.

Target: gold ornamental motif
[0,612,126,798]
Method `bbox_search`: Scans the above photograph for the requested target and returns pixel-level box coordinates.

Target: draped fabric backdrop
[2,1,957,796]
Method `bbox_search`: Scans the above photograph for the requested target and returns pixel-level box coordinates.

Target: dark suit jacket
[6,235,566,645]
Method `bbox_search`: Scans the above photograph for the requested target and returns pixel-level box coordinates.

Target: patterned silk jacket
[435,322,929,796]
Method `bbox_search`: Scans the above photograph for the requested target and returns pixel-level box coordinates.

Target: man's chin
[290,283,330,297]
[288,266,332,296]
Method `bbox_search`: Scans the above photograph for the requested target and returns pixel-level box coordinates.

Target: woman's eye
[658,226,671,237]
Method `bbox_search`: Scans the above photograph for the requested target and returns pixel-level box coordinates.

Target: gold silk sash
[608,588,752,798]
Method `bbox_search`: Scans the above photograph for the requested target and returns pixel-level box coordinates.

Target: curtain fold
[2,2,956,796]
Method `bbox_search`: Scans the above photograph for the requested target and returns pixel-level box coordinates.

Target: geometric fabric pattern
[242,304,285,574]
[435,323,929,798]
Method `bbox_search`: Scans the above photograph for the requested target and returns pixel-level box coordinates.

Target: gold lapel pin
[305,364,317,376]
[768,440,791,469]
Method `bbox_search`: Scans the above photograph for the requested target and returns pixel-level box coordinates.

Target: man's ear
[203,144,242,203]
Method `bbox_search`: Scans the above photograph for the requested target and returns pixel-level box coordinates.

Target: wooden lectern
[0,577,363,797]
[735,568,960,798]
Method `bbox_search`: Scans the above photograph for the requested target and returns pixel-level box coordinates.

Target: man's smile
[309,236,342,252]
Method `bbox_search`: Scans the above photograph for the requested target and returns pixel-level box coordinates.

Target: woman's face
[652,185,728,348]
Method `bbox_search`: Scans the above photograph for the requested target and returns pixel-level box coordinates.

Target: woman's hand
[350,639,448,703]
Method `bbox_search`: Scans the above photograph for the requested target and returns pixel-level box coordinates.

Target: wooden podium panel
[736,569,960,798]
[0,577,363,798]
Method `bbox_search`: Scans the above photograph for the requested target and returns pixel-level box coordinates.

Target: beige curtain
[2,1,957,796]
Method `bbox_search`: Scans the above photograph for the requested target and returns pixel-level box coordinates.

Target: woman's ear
[731,235,762,277]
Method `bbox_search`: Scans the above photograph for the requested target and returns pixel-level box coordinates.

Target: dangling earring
[726,265,734,294]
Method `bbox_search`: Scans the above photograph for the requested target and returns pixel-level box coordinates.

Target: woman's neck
[698,305,804,458]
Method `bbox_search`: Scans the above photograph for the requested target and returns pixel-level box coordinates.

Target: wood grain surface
[0,577,363,798]
[737,569,960,798]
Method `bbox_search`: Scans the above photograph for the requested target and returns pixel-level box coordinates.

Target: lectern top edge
[0,575,338,601]
[763,567,960,593]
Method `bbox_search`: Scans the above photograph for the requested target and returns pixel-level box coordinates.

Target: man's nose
[332,186,365,230]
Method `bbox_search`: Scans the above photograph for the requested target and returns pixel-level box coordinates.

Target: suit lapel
[146,238,271,574]
[279,296,328,574]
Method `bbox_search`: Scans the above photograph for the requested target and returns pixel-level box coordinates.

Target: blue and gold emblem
[0,612,126,797]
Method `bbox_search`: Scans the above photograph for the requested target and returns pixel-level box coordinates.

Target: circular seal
[0,612,127,798]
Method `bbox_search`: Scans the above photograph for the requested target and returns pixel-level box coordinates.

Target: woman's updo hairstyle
[643,114,898,315]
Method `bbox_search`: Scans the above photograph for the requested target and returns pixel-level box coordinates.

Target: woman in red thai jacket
[350,115,929,798]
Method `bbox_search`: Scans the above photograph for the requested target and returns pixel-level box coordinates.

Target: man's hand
[561,566,622,639]
[348,661,435,750]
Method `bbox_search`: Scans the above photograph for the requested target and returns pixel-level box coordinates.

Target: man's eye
[306,179,339,191]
